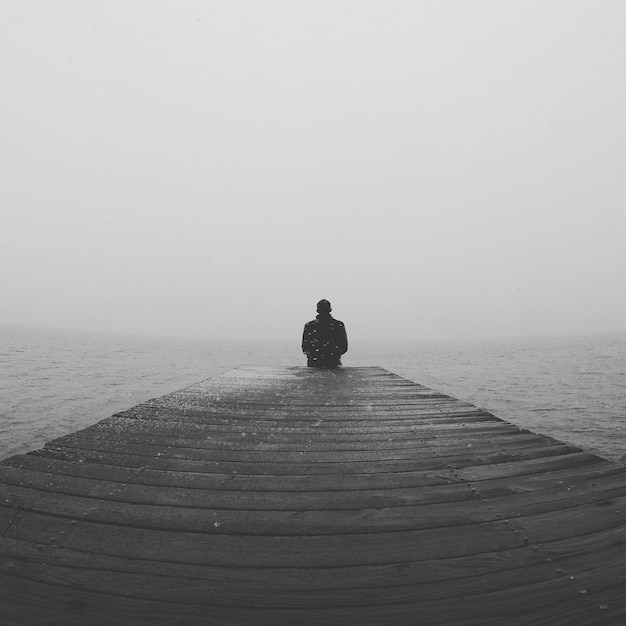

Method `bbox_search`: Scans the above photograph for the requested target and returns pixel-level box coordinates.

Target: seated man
[302,299,348,368]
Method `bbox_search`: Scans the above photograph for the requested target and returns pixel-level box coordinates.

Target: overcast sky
[2,1,625,342]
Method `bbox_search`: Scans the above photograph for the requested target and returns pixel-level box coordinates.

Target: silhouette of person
[302,299,348,368]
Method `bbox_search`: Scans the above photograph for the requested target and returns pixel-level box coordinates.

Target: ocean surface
[1,324,625,463]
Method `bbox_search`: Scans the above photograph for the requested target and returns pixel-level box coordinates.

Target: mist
[2,1,625,342]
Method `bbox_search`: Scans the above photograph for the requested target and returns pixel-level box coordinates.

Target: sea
[1,324,625,464]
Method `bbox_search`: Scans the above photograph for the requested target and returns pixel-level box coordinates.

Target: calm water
[1,324,625,463]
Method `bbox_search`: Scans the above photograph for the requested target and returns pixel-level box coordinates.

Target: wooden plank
[20,441,583,476]
[2,448,610,493]
[3,479,626,538]
[36,433,556,463]
[3,461,622,510]
[2,523,624,594]
[1,365,626,625]
[47,421,539,449]
[0,504,528,565]
[2,539,624,609]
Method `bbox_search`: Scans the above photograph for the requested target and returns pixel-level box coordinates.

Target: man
[302,299,348,368]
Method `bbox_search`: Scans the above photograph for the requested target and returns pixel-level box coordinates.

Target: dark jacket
[302,314,348,367]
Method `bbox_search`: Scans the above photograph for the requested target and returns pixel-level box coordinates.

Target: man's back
[302,300,348,367]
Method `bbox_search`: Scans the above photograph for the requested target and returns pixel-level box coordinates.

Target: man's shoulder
[304,317,345,329]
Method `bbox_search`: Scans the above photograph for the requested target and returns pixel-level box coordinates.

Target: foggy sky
[2,1,626,342]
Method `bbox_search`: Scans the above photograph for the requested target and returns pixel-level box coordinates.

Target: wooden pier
[1,366,625,625]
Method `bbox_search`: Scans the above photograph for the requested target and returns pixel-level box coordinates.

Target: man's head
[316,299,332,314]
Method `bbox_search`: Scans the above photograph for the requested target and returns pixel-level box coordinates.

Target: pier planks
[1,365,625,625]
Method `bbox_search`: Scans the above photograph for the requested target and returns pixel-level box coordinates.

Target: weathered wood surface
[1,365,625,625]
